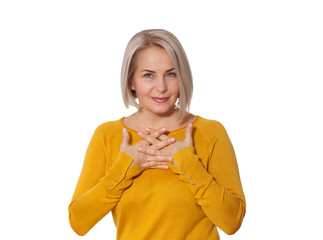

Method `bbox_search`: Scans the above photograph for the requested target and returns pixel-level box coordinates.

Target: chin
[150,106,177,116]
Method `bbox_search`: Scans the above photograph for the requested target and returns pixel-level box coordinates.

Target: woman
[68,29,246,240]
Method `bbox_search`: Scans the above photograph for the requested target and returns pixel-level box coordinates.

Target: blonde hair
[121,29,193,114]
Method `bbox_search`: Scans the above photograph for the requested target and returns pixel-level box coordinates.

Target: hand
[137,123,193,168]
[120,127,173,170]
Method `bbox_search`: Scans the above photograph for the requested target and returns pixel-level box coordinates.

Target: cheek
[133,83,151,97]
[171,81,180,96]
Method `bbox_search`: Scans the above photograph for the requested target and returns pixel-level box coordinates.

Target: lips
[151,97,169,103]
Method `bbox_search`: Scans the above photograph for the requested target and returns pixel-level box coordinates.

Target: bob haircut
[121,29,193,115]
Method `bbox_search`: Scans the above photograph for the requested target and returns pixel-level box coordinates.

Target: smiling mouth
[151,97,169,103]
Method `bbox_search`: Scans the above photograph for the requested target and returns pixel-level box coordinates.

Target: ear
[131,79,135,90]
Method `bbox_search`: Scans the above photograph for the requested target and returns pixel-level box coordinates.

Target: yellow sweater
[68,116,246,239]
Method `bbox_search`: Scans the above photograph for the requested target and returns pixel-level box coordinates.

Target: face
[131,46,179,116]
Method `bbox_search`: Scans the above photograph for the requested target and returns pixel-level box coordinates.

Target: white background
[1,0,322,239]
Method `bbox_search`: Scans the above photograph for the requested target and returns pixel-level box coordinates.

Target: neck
[125,108,189,132]
[139,108,182,129]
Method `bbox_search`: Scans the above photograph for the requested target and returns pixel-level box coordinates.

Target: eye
[166,72,176,78]
[144,73,153,78]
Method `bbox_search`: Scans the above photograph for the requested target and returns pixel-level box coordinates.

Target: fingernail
[169,138,175,142]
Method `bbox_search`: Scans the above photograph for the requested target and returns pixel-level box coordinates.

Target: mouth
[151,97,169,103]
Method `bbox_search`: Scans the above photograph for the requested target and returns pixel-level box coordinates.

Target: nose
[155,76,168,93]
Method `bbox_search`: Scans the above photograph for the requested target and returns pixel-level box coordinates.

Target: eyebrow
[141,68,175,73]
[166,68,176,73]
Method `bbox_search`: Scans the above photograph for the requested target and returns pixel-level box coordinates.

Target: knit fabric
[68,116,246,239]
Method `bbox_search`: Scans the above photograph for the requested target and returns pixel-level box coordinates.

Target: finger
[145,127,174,147]
[145,127,173,141]
[142,162,169,169]
[158,133,172,141]
[147,164,169,170]
[145,155,173,163]
[138,131,162,146]
[121,128,130,148]
[144,127,154,133]
[137,146,160,156]
[145,135,176,150]
[154,137,175,149]
[145,127,168,138]
[185,123,193,146]
[137,139,150,148]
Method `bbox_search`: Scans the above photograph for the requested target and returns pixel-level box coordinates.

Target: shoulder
[194,116,229,142]
[195,116,227,134]
[92,118,124,138]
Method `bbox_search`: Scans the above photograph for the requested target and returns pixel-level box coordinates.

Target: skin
[131,46,180,119]
[120,46,194,170]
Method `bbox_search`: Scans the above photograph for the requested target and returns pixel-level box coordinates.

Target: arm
[68,127,142,236]
[68,126,173,236]
[139,123,246,235]
[169,124,246,235]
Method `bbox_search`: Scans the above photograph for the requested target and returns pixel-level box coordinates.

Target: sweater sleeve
[168,124,246,235]
[68,127,142,236]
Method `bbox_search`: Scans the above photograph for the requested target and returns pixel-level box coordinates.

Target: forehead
[135,46,174,69]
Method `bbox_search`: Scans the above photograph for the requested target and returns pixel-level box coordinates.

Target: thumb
[121,128,130,149]
[184,123,193,146]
